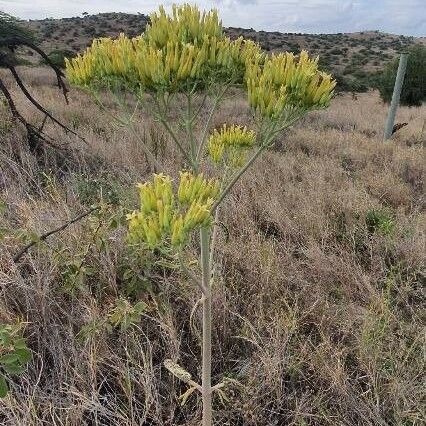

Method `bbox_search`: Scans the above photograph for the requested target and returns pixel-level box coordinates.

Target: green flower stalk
[66,4,335,425]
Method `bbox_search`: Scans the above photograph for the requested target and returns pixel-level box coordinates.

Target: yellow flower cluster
[246,51,336,118]
[127,172,219,249]
[65,34,137,86]
[65,4,263,91]
[178,171,220,204]
[208,124,256,166]
[145,4,222,48]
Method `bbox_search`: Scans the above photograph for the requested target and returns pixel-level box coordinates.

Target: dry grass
[0,66,425,425]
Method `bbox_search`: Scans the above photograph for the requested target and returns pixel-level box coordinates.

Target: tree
[0,12,80,151]
[40,48,76,68]
[65,4,335,425]
[378,44,426,107]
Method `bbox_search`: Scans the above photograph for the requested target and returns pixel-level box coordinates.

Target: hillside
[20,12,426,91]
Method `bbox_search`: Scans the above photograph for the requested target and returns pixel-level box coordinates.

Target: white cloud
[0,0,424,36]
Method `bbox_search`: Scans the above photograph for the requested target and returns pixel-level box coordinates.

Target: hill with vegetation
[19,12,426,92]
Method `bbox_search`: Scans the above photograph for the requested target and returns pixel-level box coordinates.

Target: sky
[1,0,425,36]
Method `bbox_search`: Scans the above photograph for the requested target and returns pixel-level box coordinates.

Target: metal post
[384,52,408,140]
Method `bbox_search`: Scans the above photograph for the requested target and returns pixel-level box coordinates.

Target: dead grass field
[0,67,425,425]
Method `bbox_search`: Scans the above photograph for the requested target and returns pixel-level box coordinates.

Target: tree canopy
[378,44,426,107]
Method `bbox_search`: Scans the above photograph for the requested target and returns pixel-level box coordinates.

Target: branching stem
[153,94,194,167]
[196,84,230,163]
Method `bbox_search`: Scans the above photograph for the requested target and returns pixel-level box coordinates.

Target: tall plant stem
[213,114,301,210]
[200,226,212,426]
[186,92,197,167]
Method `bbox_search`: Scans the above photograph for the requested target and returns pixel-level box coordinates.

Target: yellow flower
[208,124,256,166]
[246,50,336,119]
[145,4,222,48]
[66,4,264,92]
[128,171,219,249]
[177,171,220,205]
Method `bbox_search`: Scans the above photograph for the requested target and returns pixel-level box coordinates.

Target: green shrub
[377,44,426,106]
[40,48,76,68]
[366,208,395,236]
[0,323,32,398]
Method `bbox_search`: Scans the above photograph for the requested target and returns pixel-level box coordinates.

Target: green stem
[153,94,193,167]
[186,92,197,168]
[192,92,209,123]
[196,85,229,163]
[212,135,271,212]
[200,226,212,426]
[127,122,162,172]
[212,114,302,211]
[92,90,162,172]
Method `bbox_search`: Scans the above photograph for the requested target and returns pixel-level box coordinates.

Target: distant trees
[378,44,426,106]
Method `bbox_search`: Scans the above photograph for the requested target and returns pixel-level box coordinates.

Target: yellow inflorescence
[246,50,336,118]
[145,4,223,48]
[127,172,219,249]
[208,124,256,166]
[65,34,138,86]
[66,4,334,114]
[177,171,220,204]
[65,4,263,91]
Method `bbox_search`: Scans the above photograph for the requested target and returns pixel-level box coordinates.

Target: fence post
[384,52,408,140]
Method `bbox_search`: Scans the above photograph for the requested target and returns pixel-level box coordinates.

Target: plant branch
[178,252,206,295]
[196,84,229,163]
[0,77,27,127]
[185,91,197,166]
[212,114,302,211]
[13,206,99,263]
[212,142,267,211]
[153,94,193,167]
[127,122,162,173]
[20,40,69,103]
[0,77,69,151]
[92,90,161,172]
[8,66,84,141]
[192,92,209,123]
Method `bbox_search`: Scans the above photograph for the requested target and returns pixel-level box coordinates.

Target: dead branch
[13,206,100,263]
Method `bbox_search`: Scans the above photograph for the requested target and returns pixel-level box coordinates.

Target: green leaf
[0,375,8,398]
[14,338,27,350]
[3,363,24,375]
[16,348,32,365]
[0,353,19,365]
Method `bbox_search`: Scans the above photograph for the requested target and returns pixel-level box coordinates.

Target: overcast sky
[1,1,425,36]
